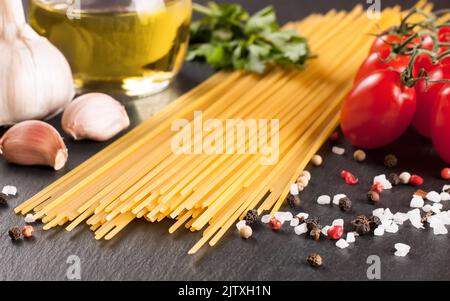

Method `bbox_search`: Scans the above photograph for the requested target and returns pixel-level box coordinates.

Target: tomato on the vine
[354,48,410,83]
[438,26,450,65]
[413,64,450,138]
[431,85,450,163]
[370,34,404,54]
[341,70,416,149]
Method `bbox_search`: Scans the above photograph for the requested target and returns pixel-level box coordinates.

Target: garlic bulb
[0,120,68,170]
[0,1,75,126]
[62,93,130,141]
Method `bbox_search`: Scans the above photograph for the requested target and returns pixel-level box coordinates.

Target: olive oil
[28,0,192,96]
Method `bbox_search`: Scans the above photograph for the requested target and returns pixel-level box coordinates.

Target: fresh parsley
[187,2,311,73]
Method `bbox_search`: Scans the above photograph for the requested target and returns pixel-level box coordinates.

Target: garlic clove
[0,1,75,126]
[0,120,68,170]
[61,93,130,142]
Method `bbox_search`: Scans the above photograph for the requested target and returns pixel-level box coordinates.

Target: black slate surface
[1,0,449,281]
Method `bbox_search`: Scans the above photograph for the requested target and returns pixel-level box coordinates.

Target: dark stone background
[0,0,448,280]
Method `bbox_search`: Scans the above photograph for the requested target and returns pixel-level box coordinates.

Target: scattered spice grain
[239,226,253,239]
[353,149,366,162]
[244,209,258,226]
[287,194,301,209]
[338,197,352,212]
[307,254,323,267]
[310,228,321,241]
[367,190,380,203]
[384,154,398,167]
[269,218,282,231]
[351,215,371,235]
[22,225,34,238]
[387,173,400,186]
[8,227,22,241]
[311,154,323,166]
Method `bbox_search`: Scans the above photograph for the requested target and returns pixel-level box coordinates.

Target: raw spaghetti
[16,1,437,254]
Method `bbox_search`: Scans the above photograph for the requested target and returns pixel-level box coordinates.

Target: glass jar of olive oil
[28,0,192,96]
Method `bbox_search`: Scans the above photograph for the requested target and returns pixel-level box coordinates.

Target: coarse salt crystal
[290,183,299,196]
[332,146,345,155]
[294,223,308,235]
[332,194,346,205]
[383,208,394,220]
[422,205,433,213]
[290,218,300,227]
[336,239,349,249]
[443,185,450,192]
[236,220,247,230]
[317,195,331,205]
[373,175,392,189]
[426,191,441,203]
[332,219,344,227]
[440,192,450,201]
[394,243,411,257]
[346,232,356,243]
[393,212,408,225]
[432,203,443,214]
[385,222,399,233]
[410,196,424,208]
[274,212,288,223]
[261,215,271,224]
[372,208,385,218]
[296,212,309,220]
[374,226,385,236]
[433,225,448,235]
[321,225,331,236]
[24,214,36,224]
[1,185,17,196]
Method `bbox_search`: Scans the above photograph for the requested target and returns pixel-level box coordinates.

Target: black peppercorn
[384,154,398,168]
[338,197,352,212]
[310,228,321,241]
[244,209,258,226]
[0,194,7,206]
[351,215,371,235]
[305,217,321,231]
[307,253,323,267]
[367,190,380,203]
[8,227,22,241]
[387,173,401,186]
[286,194,301,209]
[421,211,433,224]
[368,215,381,231]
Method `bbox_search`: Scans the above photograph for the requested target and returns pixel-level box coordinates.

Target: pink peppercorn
[371,182,384,193]
[327,225,344,240]
[22,225,34,238]
[340,170,358,185]
[441,168,450,180]
[269,218,282,231]
[410,175,424,186]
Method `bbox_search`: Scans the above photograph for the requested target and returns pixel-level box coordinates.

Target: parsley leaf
[187,2,311,73]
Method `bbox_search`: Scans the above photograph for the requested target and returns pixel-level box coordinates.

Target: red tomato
[370,34,404,54]
[413,64,450,138]
[431,85,450,163]
[341,70,416,149]
[354,49,410,83]
[438,27,450,65]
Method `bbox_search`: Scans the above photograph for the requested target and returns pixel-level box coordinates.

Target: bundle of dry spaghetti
[15,1,434,254]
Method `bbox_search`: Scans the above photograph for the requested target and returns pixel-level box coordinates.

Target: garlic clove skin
[62,93,130,142]
[0,120,68,171]
[0,1,75,126]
